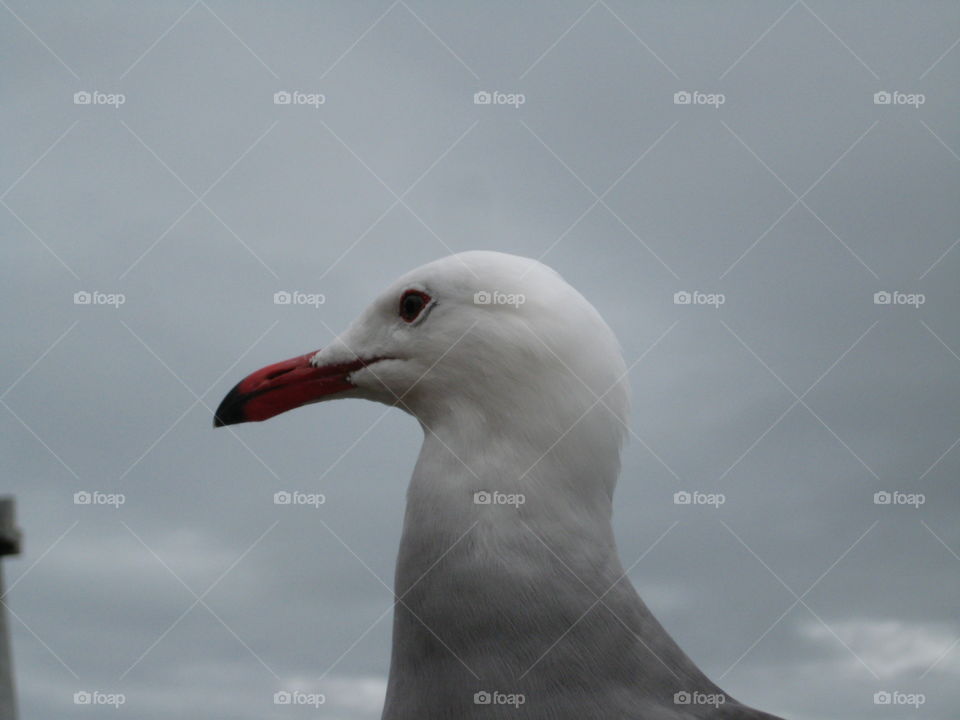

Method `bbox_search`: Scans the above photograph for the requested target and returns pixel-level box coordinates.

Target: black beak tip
[213,385,246,428]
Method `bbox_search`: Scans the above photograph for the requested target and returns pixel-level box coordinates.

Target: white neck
[381,404,719,719]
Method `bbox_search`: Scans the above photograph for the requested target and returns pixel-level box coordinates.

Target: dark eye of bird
[399,290,430,322]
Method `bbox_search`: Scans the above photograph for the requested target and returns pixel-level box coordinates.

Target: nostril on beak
[265,367,295,381]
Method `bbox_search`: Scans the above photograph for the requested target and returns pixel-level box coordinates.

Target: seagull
[215,251,785,719]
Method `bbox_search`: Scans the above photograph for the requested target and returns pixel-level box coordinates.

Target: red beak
[213,352,369,427]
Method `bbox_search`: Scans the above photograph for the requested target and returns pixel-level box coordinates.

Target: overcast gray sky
[2,1,959,718]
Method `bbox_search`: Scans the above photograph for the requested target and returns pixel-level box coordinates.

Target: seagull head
[214,251,629,449]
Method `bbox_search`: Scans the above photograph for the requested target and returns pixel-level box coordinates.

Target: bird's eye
[399,289,431,323]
